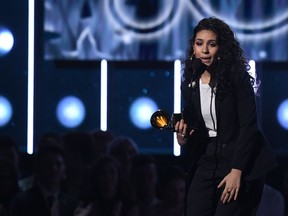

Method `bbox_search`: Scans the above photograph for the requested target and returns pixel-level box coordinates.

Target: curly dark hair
[183,17,253,94]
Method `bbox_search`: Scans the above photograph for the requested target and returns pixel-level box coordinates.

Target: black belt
[208,136,217,143]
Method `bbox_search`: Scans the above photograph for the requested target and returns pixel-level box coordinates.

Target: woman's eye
[209,43,217,47]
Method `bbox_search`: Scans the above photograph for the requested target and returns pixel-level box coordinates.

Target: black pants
[186,138,264,216]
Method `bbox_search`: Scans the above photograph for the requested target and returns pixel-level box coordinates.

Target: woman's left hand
[175,119,194,145]
[217,168,242,204]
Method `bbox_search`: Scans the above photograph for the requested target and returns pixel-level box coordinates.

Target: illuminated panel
[107,61,174,154]
[173,59,181,156]
[27,0,35,154]
[34,61,101,145]
[101,59,108,131]
[0,0,28,152]
[259,62,288,150]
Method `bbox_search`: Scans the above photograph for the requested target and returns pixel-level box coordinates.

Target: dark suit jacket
[181,71,278,183]
[10,184,77,216]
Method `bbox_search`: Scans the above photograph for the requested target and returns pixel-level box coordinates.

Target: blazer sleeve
[230,72,258,171]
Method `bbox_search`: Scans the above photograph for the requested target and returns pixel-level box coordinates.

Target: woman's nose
[202,45,209,53]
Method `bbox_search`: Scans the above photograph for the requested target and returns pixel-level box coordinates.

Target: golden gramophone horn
[150,110,171,129]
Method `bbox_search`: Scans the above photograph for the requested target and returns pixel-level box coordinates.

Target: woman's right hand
[175,119,194,145]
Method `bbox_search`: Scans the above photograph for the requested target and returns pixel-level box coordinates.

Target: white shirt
[199,80,217,137]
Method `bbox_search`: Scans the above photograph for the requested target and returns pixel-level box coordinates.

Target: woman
[175,17,278,216]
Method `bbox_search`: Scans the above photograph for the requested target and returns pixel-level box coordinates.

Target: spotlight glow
[277,99,288,130]
[0,27,14,56]
[56,96,86,128]
[129,97,158,129]
[0,96,13,127]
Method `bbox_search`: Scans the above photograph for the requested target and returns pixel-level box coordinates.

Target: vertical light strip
[27,0,35,154]
[173,60,182,156]
[248,60,257,93]
[100,60,108,131]
[248,60,256,79]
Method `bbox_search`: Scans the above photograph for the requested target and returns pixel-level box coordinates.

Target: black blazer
[181,71,278,182]
[10,184,77,216]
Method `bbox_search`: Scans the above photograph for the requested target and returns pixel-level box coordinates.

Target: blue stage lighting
[56,96,86,128]
[129,97,158,129]
[0,96,13,127]
[277,99,288,130]
[0,27,14,56]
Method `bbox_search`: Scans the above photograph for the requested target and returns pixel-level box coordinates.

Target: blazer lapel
[192,80,206,128]
[215,91,221,122]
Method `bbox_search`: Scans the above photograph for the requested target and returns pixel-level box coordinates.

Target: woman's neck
[200,71,211,84]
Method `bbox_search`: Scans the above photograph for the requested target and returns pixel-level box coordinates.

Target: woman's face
[193,30,219,66]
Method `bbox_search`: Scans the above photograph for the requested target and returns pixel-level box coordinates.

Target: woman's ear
[190,52,195,60]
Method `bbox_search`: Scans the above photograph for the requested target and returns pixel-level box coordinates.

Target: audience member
[130,154,159,216]
[62,131,95,200]
[10,144,77,216]
[17,152,35,191]
[90,129,115,158]
[0,159,19,216]
[75,155,137,216]
[0,135,20,177]
[108,136,139,191]
[151,165,185,216]
[18,132,63,192]
[256,183,285,216]
[37,132,63,149]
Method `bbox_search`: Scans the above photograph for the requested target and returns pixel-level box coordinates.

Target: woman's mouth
[201,57,212,64]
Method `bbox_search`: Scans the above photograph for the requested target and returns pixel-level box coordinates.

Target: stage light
[56,96,86,128]
[101,59,108,131]
[27,0,35,154]
[259,50,267,59]
[0,26,14,56]
[0,96,13,127]
[277,99,288,130]
[129,97,158,129]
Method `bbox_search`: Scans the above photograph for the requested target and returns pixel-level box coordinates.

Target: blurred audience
[0,135,20,178]
[62,131,95,200]
[1,130,287,216]
[108,135,139,194]
[130,154,159,216]
[18,132,63,192]
[256,184,285,216]
[10,144,77,216]
[75,155,137,216]
[90,129,115,159]
[37,132,63,149]
[151,165,185,216]
[0,159,19,216]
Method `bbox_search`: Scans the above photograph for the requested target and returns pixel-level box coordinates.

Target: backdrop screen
[258,62,288,152]
[44,0,288,61]
[107,61,175,154]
